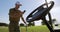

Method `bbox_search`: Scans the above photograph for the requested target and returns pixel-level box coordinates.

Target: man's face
[15,4,20,9]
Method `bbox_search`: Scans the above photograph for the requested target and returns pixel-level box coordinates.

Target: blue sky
[0,0,60,25]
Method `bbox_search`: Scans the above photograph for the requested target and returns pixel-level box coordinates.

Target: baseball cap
[15,1,22,6]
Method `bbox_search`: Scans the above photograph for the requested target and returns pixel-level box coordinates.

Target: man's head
[15,1,22,9]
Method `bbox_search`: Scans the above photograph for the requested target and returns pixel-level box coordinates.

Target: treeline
[0,22,35,27]
[0,23,8,26]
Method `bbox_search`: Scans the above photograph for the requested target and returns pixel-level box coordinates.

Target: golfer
[9,1,26,32]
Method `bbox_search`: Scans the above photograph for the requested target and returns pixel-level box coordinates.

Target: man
[9,1,26,32]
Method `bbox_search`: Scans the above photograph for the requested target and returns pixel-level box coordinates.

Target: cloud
[54,0,60,7]
[50,6,60,24]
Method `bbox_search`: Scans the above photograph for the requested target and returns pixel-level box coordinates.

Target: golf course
[0,25,50,32]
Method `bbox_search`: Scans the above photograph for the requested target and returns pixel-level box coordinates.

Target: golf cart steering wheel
[26,1,54,22]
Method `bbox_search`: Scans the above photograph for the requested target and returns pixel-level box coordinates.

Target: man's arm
[21,15,26,24]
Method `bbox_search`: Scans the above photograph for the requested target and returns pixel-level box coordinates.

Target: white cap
[15,1,22,6]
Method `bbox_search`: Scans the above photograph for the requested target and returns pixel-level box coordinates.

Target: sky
[0,0,60,26]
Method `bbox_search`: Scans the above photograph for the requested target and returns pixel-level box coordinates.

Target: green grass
[0,25,50,32]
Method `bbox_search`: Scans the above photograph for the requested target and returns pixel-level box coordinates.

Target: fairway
[0,25,50,32]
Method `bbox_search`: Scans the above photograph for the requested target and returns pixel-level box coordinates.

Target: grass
[0,25,50,32]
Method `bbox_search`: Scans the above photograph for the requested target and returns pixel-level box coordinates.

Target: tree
[52,19,56,24]
[28,21,35,26]
[41,21,46,25]
[0,23,8,26]
[20,23,24,26]
[41,18,56,25]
